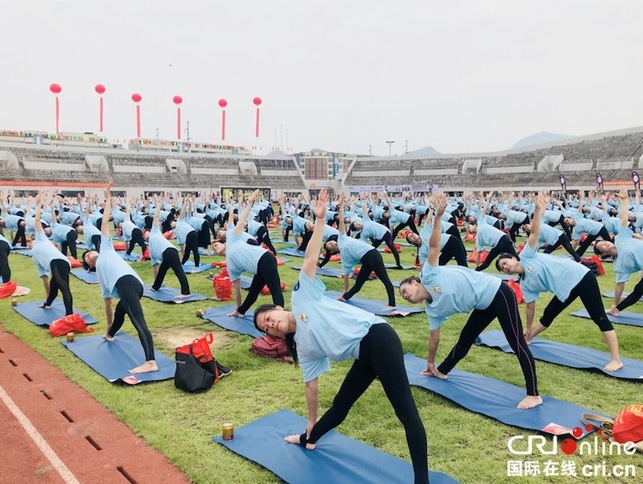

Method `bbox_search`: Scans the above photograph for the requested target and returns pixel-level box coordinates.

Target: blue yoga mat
[200,305,261,337]
[571,308,643,328]
[71,268,98,284]
[61,332,175,384]
[11,244,31,250]
[277,246,305,257]
[182,261,213,273]
[11,249,33,257]
[291,265,365,280]
[323,291,423,317]
[384,263,414,270]
[119,252,141,261]
[214,409,458,484]
[603,291,642,302]
[405,353,600,437]
[142,285,207,304]
[476,329,643,380]
[13,300,98,326]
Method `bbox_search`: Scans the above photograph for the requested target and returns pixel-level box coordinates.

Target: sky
[1,1,642,156]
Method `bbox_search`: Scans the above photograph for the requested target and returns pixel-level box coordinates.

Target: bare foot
[284,434,315,450]
[227,310,243,317]
[382,305,396,311]
[129,360,159,374]
[604,360,623,372]
[38,303,51,309]
[176,293,191,298]
[337,296,347,302]
[103,333,115,342]
[517,395,543,410]
[607,308,620,316]
[150,287,158,292]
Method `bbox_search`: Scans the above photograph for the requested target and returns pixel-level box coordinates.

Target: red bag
[581,255,605,276]
[251,335,292,363]
[49,313,93,337]
[68,256,83,268]
[384,243,402,253]
[176,333,215,365]
[260,282,287,295]
[506,279,523,304]
[141,248,151,260]
[613,405,643,444]
[468,247,488,263]
[0,281,18,299]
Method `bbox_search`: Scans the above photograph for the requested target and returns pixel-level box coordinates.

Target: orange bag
[0,281,18,299]
[261,283,287,295]
[68,256,83,268]
[384,243,402,253]
[467,248,488,264]
[613,405,643,444]
[49,313,93,337]
[506,279,523,304]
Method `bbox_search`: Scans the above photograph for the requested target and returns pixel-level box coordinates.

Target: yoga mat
[119,252,141,262]
[71,268,99,284]
[571,308,643,328]
[61,332,175,384]
[12,300,98,326]
[214,409,458,484]
[323,291,423,317]
[277,246,305,257]
[384,263,414,270]
[290,265,366,280]
[476,329,643,380]
[182,260,213,273]
[142,285,207,304]
[199,305,262,337]
[603,291,642,302]
[11,249,32,257]
[405,353,600,438]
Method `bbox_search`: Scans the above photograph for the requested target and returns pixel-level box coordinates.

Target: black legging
[616,276,643,313]
[543,234,581,262]
[153,247,190,295]
[305,323,428,484]
[549,215,573,240]
[181,231,200,267]
[255,226,277,255]
[126,228,147,255]
[12,221,27,247]
[540,271,613,332]
[343,249,396,307]
[45,259,73,315]
[439,235,468,267]
[438,282,539,396]
[90,234,102,253]
[197,222,211,248]
[238,252,284,315]
[391,217,419,241]
[0,240,11,282]
[475,235,519,272]
[372,232,401,267]
[576,226,613,257]
[509,218,527,242]
[445,223,462,242]
[60,230,78,259]
[109,275,155,361]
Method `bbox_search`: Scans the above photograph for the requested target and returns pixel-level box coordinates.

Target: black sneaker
[216,361,232,378]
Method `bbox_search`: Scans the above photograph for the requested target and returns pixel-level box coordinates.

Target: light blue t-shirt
[475,220,505,251]
[291,272,385,383]
[174,218,195,244]
[537,223,563,246]
[149,225,177,266]
[96,235,143,299]
[613,227,643,283]
[518,243,588,303]
[338,233,374,274]
[31,230,70,277]
[419,262,501,330]
[80,215,102,249]
[226,226,267,282]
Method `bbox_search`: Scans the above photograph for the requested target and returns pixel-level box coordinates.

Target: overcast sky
[1,1,641,156]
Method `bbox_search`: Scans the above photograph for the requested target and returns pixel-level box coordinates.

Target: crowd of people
[1,186,640,483]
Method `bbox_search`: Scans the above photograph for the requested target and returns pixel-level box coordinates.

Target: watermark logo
[506,424,638,478]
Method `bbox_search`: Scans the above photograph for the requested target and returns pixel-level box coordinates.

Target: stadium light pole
[386,140,395,156]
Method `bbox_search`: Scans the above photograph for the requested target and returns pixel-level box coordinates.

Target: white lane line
[0,384,80,484]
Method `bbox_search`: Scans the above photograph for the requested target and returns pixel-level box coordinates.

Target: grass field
[1,234,642,484]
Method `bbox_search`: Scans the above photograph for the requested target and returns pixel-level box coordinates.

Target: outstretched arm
[427,194,446,267]
[527,192,547,250]
[235,189,259,237]
[301,189,329,280]
[101,184,112,237]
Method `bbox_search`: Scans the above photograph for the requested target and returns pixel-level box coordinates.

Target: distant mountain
[408,146,441,156]
[511,131,573,150]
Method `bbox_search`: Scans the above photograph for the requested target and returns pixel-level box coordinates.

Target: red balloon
[173,95,183,105]
[49,83,62,94]
[253,97,262,106]
[131,93,142,103]
[95,84,106,95]
[218,98,228,108]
